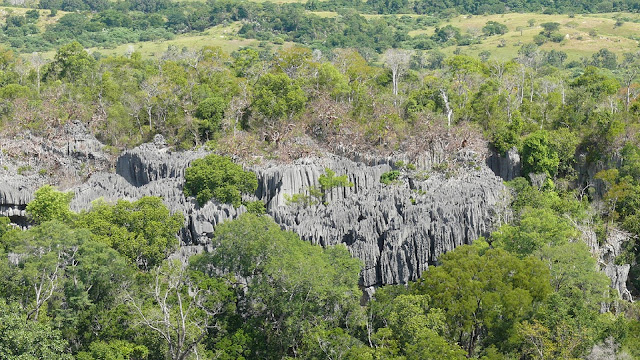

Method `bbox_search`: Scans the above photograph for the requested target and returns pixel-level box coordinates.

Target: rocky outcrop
[257,152,508,287]
[64,142,511,288]
[487,147,521,181]
[70,173,243,246]
[582,226,633,302]
[0,175,41,226]
[115,135,207,187]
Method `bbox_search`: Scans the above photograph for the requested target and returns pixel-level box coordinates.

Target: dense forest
[3,0,640,358]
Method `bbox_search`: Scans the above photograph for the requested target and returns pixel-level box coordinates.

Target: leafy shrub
[380,170,401,185]
[245,200,266,215]
[284,193,317,208]
[196,96,227,140]
[482,21,508,36]
[318,168,353,191]
[184,154,258,207]
[520,131,559,177]
[26,185,74,224]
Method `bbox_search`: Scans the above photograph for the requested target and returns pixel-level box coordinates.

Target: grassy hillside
[5,2,640,62]
[417,12,640,60]
[85,23,255,58]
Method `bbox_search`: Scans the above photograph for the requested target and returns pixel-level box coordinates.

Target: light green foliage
[197,213,363,358]
[520,130,560,177]
[380,170,400,185]
[75,197,183,270]
[0,216,10,238]
[491,207,578,256]
[76,340,149,360]
[232,48,260,78]
[184,154,257,207]
[318,167,353,191]
[244,200,266,215]
[252,72,306,124]
[538,242,610,302]
[284,192,317,207]
[0,299,73,360]
[26,185,74,224]
[368,288,466,359]
[570,66,620,98]
[317,63,350,99]
[413,242,552,356]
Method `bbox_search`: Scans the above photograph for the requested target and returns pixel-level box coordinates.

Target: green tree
[412,242,551,356]
[520,130,560,178]
[4,221,88,321]
[0,299,73,360]
[194,213,363,359]
[491,207,577,256]
[125,259,233,360]
[45,41,96,83]
[196,95,227,140]
[26,185,74,224]
[252,72,306,128]
[76,197,183,270]
[183,154,258,207]
[77,340,149,360]
[570,66,620,98]
[482,21,508,36]
[368,288,466,359]
[540,22,560,36]
[318,167,353,191]
[591,48,618,70]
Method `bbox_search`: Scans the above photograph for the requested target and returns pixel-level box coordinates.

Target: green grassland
[87,23,256,58]
[8,3,640,62]
[413,12,640,60]
[87,11,640,60]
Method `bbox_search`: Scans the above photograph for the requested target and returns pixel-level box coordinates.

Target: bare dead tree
[124,259,226,360]
[30,52,47,94]
[383,49,412,97]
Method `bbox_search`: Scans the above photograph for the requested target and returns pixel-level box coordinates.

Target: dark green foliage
[44,41,96,83]
[482,21,508,36]
[196,95,227,140]
[380,170,400,184]
[413,241,552,356]
[540,22,560,35]
[194,213,363,358]
[591,48,618,69]
[184,154,258,207]
[0,299,73,360]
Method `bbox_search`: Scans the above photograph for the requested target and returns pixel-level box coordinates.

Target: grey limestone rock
[582,226,633,302]
[0,175,42,224]
[256,153,509,287]
[487,146,521,181]
[115,141,207,187]
[67,143,510,288]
